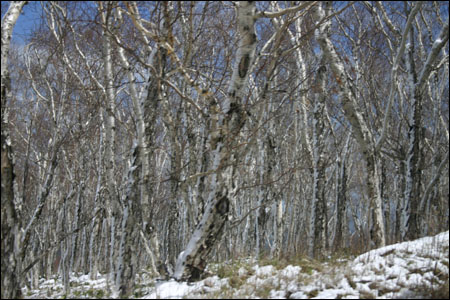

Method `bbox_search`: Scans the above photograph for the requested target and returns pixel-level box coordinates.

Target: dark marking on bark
[239,54,250,78]
[317,65,327,75]
[189,265,203,281]
[215,196,229,215]
[228,102,240,115]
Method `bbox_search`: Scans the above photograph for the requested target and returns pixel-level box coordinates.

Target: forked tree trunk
[173,1,257,281]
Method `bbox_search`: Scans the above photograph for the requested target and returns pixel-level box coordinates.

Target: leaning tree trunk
[173,1,257,281]
[313,2,386,248]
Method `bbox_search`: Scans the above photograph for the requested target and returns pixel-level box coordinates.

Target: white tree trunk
[333,133,351,251]
[402,19,449,241]
[1,2,27,298]
[117,143,140,298]
[174,1,257,281]
[313,2,385,248]
[308,61,327,258]
[114,6,164,274]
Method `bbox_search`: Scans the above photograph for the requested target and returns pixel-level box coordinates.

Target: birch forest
[1,1,449,298]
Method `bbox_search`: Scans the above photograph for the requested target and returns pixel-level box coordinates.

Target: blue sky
[2,1,42,44]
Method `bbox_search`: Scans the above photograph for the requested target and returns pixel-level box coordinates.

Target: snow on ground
[22,230,449,299]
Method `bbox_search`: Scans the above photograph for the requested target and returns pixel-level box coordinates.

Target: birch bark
[99,4,120,280]
[308,61,328,258]
[173,1,257,281]
[1,3,28,297]
[333,133,351,251]
[117,144,141,298]
[402,19,449,240]
[113,5,164,275]
[313,2,385,248]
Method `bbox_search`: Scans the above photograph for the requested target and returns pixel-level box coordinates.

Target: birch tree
[2,2,449,294]
[313,1,416,248]
[1,2,28,298]
[172,1,316,279]
[402,12,449,241]
[172,1,258,281]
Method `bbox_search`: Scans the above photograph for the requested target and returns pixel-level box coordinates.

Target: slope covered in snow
[22,231,449,299]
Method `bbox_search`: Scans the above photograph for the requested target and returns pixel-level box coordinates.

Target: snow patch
[22,231,449,299]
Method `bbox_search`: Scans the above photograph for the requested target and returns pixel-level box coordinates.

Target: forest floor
[22,230,449,299]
